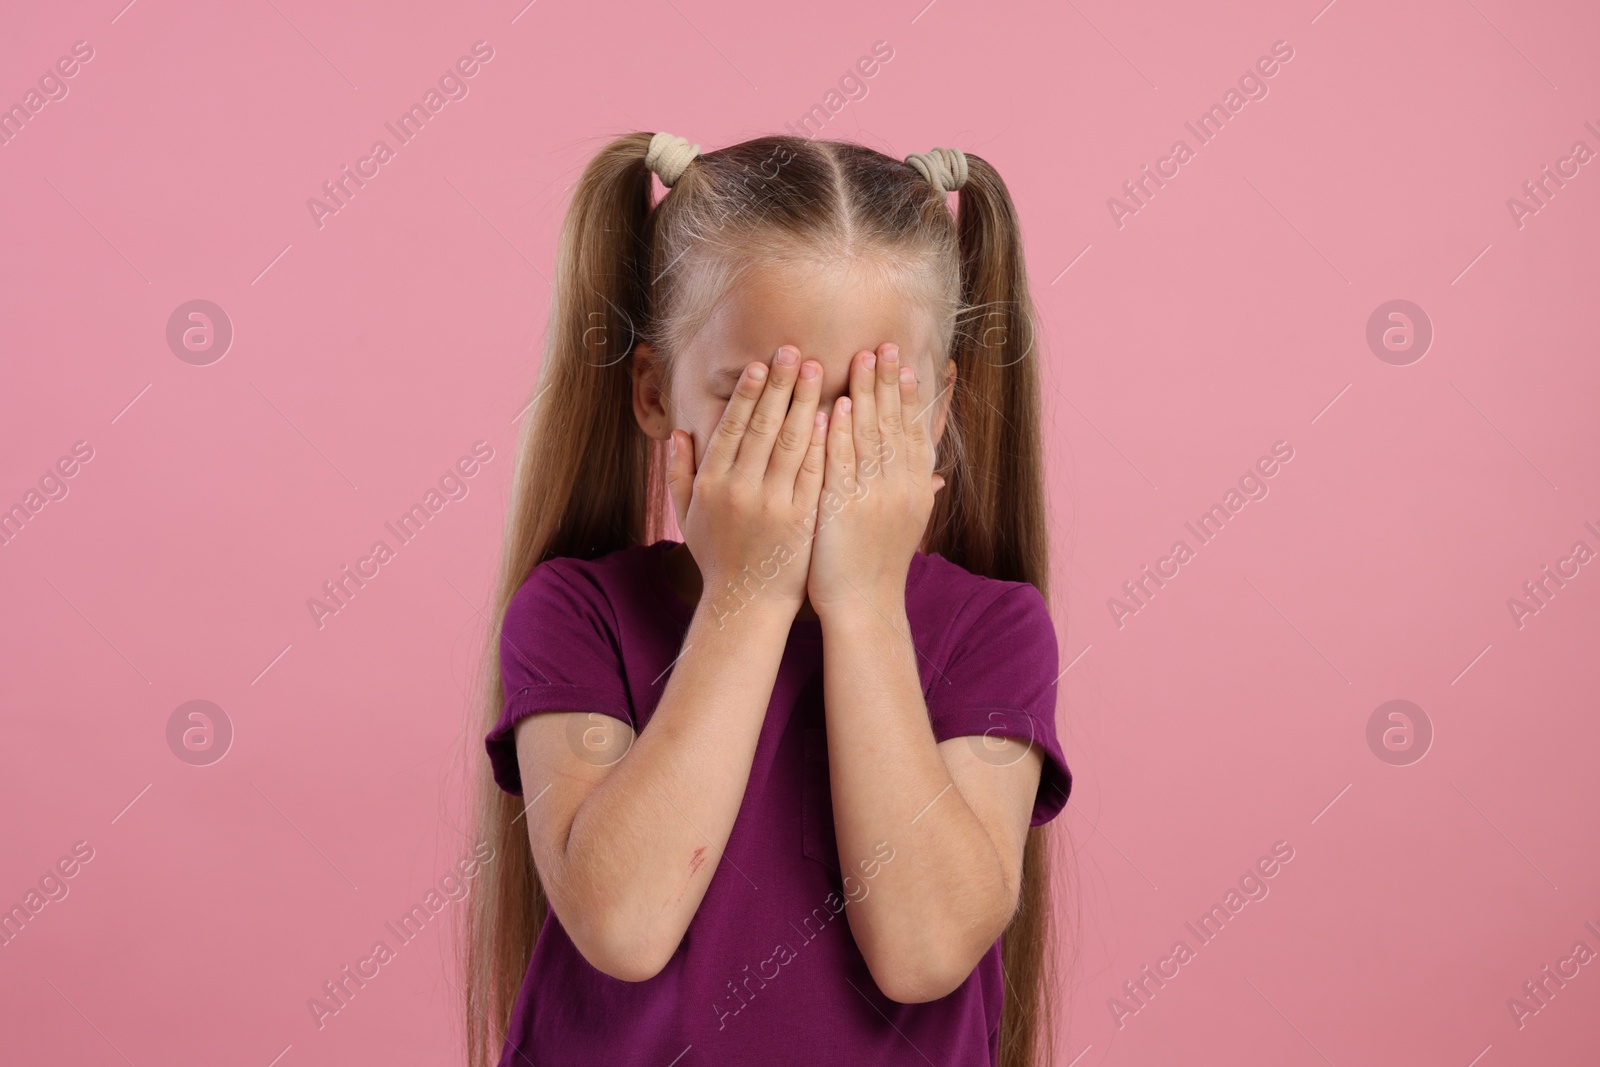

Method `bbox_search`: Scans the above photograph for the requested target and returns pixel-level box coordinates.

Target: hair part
[459,130,1070,1067]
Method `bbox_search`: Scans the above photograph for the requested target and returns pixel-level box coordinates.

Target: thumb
[666,431,695,532]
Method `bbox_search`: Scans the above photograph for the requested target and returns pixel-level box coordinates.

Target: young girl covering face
[465,132,1074,1067]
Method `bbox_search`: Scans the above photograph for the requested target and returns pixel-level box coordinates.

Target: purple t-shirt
[484,539,1072,1066]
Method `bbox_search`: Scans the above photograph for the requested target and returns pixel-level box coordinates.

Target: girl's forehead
[688,258,940,376]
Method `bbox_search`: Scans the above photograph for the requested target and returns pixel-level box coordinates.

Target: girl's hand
[808,343,945,618]
[666,346,830,618]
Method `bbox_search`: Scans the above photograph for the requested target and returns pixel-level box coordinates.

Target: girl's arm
[512,347,829,982]
[818,604,1043,1003]
[808,343,1045,1002]
[513,597,797,981]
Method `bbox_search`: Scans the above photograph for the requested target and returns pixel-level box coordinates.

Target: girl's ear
[930,357,958,444]
[631,342,673,440]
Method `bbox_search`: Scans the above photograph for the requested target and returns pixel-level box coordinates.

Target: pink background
[3,0,1597,1064]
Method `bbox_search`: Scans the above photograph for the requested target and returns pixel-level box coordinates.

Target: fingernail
[863,353,876,370]
[799,361,818,379]
[840,397,852,413]
[669,434,677,458]
[775,346,797,366]
[748,363,766,381]
[883,344,899,362]
[900,367,915,384]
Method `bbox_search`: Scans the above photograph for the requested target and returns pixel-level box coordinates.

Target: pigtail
[928,153,1050,598]
[462,131,661,1067]
[517,131,662,560]
[933,154,1062,1067]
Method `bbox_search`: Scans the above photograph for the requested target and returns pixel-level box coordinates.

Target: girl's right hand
[666,345,829,617]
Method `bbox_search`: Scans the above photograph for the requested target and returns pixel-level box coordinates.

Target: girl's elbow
[866,944,975,1004]
[566,908,679,983]
[587,944,672,984]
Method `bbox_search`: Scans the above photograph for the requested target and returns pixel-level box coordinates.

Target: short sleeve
[924,582,1073,826]
[483,560,635,796]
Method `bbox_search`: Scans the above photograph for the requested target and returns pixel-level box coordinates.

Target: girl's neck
[664,541,821,622]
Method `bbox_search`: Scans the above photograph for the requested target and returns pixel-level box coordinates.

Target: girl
[462,131,1074,1066]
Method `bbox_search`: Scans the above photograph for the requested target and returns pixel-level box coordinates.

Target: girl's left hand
[807,342,946,618]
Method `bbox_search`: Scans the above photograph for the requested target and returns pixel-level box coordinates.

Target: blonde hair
[457,131,1077,1066]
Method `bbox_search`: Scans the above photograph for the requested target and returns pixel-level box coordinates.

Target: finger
[898,355,932,476]
[666,430,695,533]
[703,360,768,477]
[876,343,906,474]
[825,394,857,503]
[849,350,882,480]
[734,346,801,478]
[793,407,829,514]
[767,357,822,489]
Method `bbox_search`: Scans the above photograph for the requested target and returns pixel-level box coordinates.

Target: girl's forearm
[556,597,794,979]
[819,597,1013,1002]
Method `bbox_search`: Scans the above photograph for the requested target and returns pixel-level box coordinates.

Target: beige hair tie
[646,132,702,187]
[905,146,969,195]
